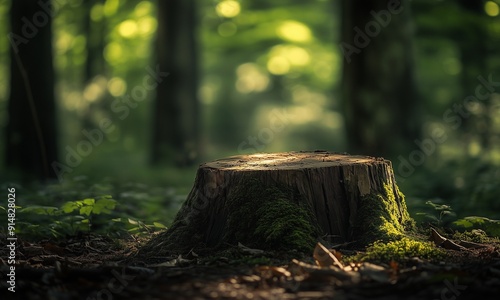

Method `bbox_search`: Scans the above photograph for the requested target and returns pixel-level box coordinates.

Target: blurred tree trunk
[83,0,105,83]
[455,0,491,150]
[5,0,59,180]
[340,0,420,157]
[151,0,200,166]
[82,0,106,131]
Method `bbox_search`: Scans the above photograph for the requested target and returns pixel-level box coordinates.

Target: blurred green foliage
[0,177,182,239]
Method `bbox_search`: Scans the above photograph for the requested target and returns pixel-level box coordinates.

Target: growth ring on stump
[139,151,414,256]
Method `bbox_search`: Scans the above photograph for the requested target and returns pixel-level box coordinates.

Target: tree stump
[137,151,414,257]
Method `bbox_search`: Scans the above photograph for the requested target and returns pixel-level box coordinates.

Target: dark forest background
[1,0,499,232]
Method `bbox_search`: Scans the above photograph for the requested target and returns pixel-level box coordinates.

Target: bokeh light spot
[468,141,481,156]
[104,42,123,64]
[90,3,104,21]
[108,77,127,96]
[134,1,152,17]
[236,63,269,93]
[267,56,290,75]
[84,76,108,102]
[218,22,238,37]
[118,20,138,38]
[137,16,157,35]
[277,21,312,43]
[216,0,241,18]
[485,1,499,16]
[56,32,74,54]
[285,46,310,66]
[104,0,120,16]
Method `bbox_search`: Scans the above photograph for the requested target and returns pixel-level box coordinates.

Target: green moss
[224,178,319,253]
[452,229,495,244]
[354,184,415,245]
[356,237,445,262]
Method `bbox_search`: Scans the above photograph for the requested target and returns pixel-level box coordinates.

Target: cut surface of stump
[137,151,414,258]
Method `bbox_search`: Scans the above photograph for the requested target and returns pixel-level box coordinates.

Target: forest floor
[1,232,500,300]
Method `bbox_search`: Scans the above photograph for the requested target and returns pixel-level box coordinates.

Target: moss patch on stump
[353,183,415,245]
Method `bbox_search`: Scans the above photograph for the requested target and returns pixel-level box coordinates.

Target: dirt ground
[1,234,499,300]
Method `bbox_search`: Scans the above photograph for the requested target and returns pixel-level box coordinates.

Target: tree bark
[340,0,420,157]
[136,151,414,258]
[5,0,59,181]
[151,0,200,166]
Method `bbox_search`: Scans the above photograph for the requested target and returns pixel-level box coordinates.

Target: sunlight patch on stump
[136,151,414,258]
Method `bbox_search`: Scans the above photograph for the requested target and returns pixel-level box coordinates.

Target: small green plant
[415,199,456,226]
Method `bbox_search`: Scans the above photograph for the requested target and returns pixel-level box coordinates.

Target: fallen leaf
[313,242,343,269]
[430,228,467,251]
[389,260,399,282]
[430,228,447,245]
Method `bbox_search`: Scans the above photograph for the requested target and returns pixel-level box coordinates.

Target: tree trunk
[82,0,106,128]
[455,0,491,150]
[151,0,200,166]
[136,151,413,258]
[5,0,59,181]
[340,0,420,158]
[83,0,106,84]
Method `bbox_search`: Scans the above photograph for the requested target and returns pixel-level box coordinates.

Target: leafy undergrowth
[0,176,188,240]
